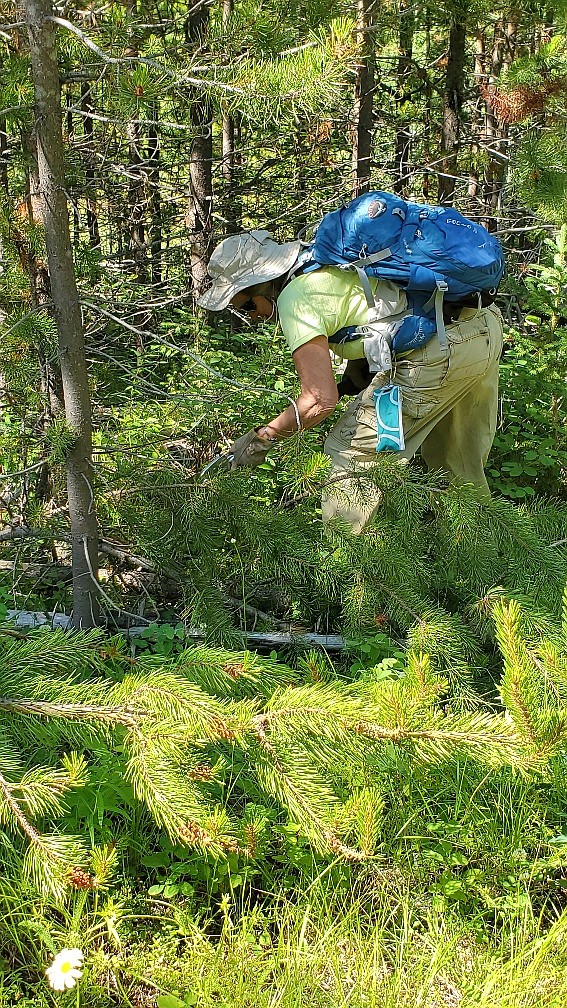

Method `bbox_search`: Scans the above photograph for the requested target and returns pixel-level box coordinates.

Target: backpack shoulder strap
[423,281,449,350]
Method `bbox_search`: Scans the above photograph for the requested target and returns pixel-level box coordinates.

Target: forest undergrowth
[2,0,567,1001]
[2,291,567,1006]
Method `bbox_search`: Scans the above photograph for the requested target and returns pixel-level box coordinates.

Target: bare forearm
[257,391,337,441]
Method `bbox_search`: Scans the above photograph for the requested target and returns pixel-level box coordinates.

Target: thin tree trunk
[0,50,7,195]
[437,18,466,205]
[124,0,148,282]
[186,0,213,299]
[0,115,7,196]
[0,126,7,196]
[127,119,148,281]
[482,14,517,230]
[25,0,100,628]
[66,87,80,247]
[148,110,162,287]
[393,2,415,195]
[220,0,241,235]
[81,83,101,249]
[469,30,485,201]
[422,12,432,201]
[17,125,65,417]
[352,0,375,197]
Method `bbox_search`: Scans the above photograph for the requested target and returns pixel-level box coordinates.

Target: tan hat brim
[196,240,301,311]
[196,275,237,311]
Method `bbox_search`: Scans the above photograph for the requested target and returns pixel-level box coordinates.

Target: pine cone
[223,662,246,680]
[67,866,96,890]
[178,821,211,845]
[189,764,214,781]
[210,717,236,740]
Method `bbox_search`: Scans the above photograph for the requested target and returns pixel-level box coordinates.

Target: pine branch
[0,762,91,896]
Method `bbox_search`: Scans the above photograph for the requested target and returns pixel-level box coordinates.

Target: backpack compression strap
[348,252,449,353]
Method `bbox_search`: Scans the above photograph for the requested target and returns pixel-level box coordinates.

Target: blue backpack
[301,191,505,354]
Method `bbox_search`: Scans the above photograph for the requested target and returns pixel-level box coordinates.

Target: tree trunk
[148,111,162,287]
[422,12,432,201]
[468,29,485,201]
[81,83,101,249]
[220,0,241,235]
[127,118,149,281]
[0,123,7,196]
[66,86,80,247]
[186,0,213,299]
[16,125,66,417]
[123,0,149,282]
[393,3,415,196]
[0,50,7,196]
[352,0,375,197]
[482,14,517,230]
[25,0,100,628]
[437,17,466,205]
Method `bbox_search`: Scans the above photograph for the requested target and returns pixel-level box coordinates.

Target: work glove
[361,321,396,374]
[228,428,273,469]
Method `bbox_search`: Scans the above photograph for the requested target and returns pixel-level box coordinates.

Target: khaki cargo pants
[323,306,504,533]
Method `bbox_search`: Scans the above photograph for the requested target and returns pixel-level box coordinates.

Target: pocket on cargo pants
[325,381,381,461]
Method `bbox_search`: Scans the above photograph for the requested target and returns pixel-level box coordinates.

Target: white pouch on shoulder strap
[361,314,405,373]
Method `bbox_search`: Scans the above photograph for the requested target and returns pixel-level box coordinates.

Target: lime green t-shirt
[276,266,408,360]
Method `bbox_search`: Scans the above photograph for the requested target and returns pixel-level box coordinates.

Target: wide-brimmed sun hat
[196,229,301,311]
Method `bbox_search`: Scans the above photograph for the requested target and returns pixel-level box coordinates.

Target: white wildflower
[45,948,84,991]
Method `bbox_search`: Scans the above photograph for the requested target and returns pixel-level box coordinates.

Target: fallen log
[4,610,346,652]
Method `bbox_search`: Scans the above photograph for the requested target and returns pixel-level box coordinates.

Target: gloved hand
[361,321,397,373]
[228,428,273,469]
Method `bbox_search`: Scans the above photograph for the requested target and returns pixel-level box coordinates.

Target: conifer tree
[2,589,567,896]
[482,33,567,221]
[24,0,100,627]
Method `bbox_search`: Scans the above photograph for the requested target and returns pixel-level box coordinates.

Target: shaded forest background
[0,0,566,630]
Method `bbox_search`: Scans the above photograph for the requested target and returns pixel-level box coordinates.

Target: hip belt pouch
[373,384,405,452]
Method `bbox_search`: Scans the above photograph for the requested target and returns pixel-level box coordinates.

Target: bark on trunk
[352,0,375,197]
[16,126,66,416]
[220,0,241,235]
[81,83,101,249]
[127,118,149,281]
[437,18,466,206]
[393,3,415,196]
[482,14,517,230]
[123,0,149,281]
[0,120,8,196]
[186,1,213,299]
[0,50,7,195]
[25,0,100,628]
[422,14,432,201]
[468,30,485,201]
[148,112,162,286]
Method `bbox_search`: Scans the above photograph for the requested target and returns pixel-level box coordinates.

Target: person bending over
[197,229,504,533]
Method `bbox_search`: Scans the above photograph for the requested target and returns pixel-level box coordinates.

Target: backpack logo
[367,199,386,219]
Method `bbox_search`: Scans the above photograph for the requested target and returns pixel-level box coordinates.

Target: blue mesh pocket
[373,384,405,452]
